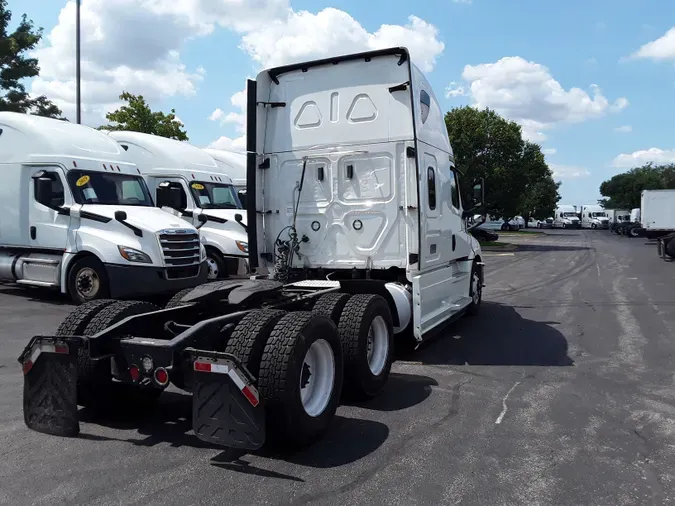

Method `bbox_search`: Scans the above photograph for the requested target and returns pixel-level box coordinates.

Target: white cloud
[614,125,632,133]
[239,9,444,72]
[445,81,467,98]
[629,27,675,62]
[542,148,557,155]
[208,108,225,121]
[207,135,247,153]
[456,56,628,141]
[550,164,591,179]
[611,148,675,168]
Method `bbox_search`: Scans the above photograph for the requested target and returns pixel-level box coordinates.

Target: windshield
[68,170,153,206]
[189,181,242,209]
[592,212,607,217]
[563,212,577,217]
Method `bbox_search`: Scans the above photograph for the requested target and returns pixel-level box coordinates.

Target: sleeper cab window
[450,170,460,210]
[427,167,436,210]
[420,90,431,124]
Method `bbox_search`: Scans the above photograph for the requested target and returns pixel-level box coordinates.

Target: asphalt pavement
[1,229,675,505]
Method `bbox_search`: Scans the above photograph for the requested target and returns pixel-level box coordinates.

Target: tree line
[599,164,675,210]
[2,2,563,221]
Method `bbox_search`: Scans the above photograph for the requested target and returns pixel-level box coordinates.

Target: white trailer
[580,204,609,229]
[21,48,486,452]
[553,205,580,228]
[606,208,630,225]
[0,112,207,304]
[105,131,250,280]
[628,190,675,239]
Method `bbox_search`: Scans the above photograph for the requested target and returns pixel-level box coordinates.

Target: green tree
[445,106,560,222]
[0,1,63,118]
[599,163,675,209]
[99,92,188,141]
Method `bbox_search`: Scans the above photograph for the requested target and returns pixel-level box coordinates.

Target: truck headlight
[118,246,152,263]
[200,243,206,261]
[235,241,248,254]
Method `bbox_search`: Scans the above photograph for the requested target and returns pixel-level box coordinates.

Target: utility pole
[75,0,81,124]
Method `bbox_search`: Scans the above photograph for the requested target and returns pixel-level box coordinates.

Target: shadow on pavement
[345,372,438,411]
[410,302,573,367]
[514,244,591,253]
[0,285,72,306]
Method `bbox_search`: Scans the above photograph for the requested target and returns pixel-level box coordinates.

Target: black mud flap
[188,349,265,451]
[19,336,82,437]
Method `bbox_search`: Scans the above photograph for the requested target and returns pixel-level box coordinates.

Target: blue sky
[14,0,675,205]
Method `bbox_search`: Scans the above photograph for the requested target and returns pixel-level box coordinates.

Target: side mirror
[197,213,208,223]
[35,177,53,206]
[235,213,243,223]
[238,190,247,208]
[115,210,127,222]
[472,179,484,209]
[157,184,184,211]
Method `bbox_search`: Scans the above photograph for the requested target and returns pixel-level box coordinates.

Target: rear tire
[337,294,394,400]
[312,292,351,325]
[224,309,287,378]
[78,300,161,409]
[67,256,110,305]
[165,287,196,309]
[56,299,117,336]
[258,312,343,448]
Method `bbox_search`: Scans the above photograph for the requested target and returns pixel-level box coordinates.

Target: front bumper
[105,261,209,299]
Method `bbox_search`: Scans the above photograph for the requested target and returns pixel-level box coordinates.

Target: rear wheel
[78,300,161,409]
[337,294,394,400]
[165,287,196,309]
[258,312,343,448]
[312,292,351,325]
[629,227,641,238]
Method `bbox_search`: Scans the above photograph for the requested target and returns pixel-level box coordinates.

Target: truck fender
[59,249,104,294]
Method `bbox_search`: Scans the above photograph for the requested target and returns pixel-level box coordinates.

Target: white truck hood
[202,208,247,224]
[80,204,196,232]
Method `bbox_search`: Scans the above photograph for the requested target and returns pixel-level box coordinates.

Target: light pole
[75,0,81,123]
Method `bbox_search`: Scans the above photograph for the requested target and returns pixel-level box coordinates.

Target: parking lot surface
[2,229,675,505]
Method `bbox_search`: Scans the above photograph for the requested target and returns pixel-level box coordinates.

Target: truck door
[420,153,441,269]
[28,167,70,250]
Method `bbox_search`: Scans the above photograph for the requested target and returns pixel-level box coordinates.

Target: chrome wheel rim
[366,316,389,375]
[300,339,335,417]
[471,271,481,305]
[75,267,99,299]
[206,255,219,279]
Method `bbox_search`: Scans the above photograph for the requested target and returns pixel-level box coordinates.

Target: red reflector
[54,344,69,354]
[194,361,211,372]
[242,385,259,407]
[154,367,169,385]
[129,365,141,382]
[22,360,33,375]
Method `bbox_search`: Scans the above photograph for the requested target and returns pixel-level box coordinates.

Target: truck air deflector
[246,78,259,270]
[266,47,410,84]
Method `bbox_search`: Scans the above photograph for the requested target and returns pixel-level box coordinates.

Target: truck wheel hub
[75,268,99,297]
[366,316,389,376]
[206,256,219,279]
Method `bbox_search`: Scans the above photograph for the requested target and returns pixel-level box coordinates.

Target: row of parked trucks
[16,48,489,454]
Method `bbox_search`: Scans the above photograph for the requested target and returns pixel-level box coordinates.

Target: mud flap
[19,336,81,437]
[188,349,265,450]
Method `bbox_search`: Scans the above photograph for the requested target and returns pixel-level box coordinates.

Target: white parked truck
[606,208,630,225]
[553,205,580,228]
[0,112,207,304]
[580,204,609,229]
[625,190,675,239]
[202,148,247,203]
[20,47,485,452]
[105,131,249,279]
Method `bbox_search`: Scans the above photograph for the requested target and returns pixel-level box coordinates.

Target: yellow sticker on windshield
[76,175,90,187]
[191,183,205,190]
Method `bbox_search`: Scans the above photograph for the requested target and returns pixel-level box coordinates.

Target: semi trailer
[0,113,207,304]
[20,47,486,452]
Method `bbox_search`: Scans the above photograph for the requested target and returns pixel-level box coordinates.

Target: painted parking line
[484,252,516,256]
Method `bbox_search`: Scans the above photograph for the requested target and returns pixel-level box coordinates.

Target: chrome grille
[158,229,201,267]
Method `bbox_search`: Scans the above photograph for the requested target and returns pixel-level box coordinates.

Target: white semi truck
[105,131,249,279]
[20,47,486,452]
[580,204,609,229]
[202,148,247,207]
[0,112,207,304]
[553,205,580,228]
